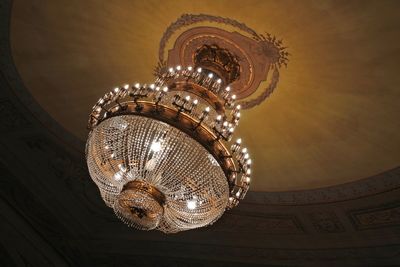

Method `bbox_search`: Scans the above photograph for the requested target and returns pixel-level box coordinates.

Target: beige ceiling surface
[10,0,400,192]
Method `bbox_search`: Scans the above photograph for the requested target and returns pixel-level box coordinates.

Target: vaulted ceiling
[1,0,400,266]
[10,0,400,192]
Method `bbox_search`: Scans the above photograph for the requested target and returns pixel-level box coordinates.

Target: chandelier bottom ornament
[114,180,166,230]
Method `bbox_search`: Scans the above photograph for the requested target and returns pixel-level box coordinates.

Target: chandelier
[86,14,288,233]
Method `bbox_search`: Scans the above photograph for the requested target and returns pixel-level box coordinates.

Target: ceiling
[2,1,400,266]
[9,0,400,192]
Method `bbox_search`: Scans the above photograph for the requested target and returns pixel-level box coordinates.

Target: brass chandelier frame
[87,65,252,209]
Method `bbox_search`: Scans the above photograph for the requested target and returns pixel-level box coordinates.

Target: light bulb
[113,171,123,181]
[197,67,202,73]
[217,79,222,84]
[176,65,181,71]
[188,66,193,71]
[205,106,210,112]
[134,83,140,89]
[150,141,161,152]
[187,199,197,210]
[208,73,213,78]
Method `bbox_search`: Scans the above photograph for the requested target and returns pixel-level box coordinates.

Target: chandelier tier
[86,14,287,233]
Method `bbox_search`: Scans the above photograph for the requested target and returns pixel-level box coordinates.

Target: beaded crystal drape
[86,115,229,233]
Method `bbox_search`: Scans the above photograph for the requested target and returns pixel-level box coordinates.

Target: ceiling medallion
[86,14,288,233]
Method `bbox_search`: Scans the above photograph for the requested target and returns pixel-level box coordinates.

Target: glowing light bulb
[185,95,191,101]
[217,79,222,84]
[193,99,198,105]
[188,66,193,71]
[232,95,237,100]
[205,106,210,112]
[197,67,202,73]
[247,159,252,165]
[150,141,161,152]
[114,171,123,181]
[134,83,140,89]
[225,86,231,92]
[187,199,197,210]
[236,105,241,110]
[236,138,242,144]
[114,87,120,93]
[246,169,251,175]
[150,84,155,89]
[242,148,247,153]
[176,65,181,71]
[162,87,168,92]
[208,73,213,78]
[169,67,174,72]
[245,177,251,183]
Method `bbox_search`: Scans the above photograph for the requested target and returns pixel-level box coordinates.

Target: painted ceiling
[10,0,400,191]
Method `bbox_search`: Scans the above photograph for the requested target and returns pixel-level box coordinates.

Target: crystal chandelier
[86,14,288,233]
